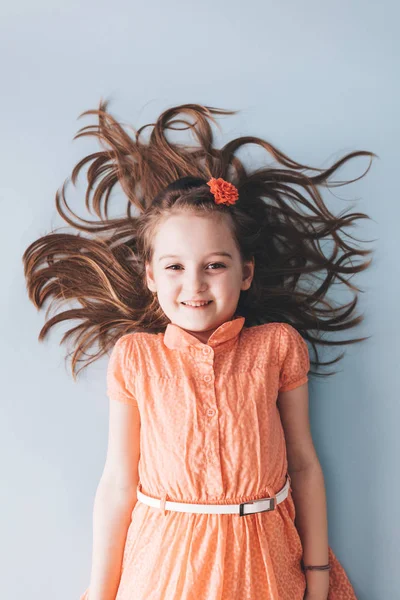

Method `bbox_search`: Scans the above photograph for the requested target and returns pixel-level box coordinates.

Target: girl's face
[145,212,254,344]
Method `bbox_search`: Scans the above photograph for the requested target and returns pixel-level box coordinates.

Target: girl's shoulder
[117,326,287,352]
[108,331,163,378]
[244,321,304,338]
[110,330,164,361]
[242,321,307,358]
[112,330,161,345]
[243,320,295,339]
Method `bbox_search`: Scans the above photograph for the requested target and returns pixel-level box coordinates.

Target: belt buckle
[239,495,276,517]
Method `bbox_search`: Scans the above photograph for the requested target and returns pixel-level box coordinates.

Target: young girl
[23,101,375,600]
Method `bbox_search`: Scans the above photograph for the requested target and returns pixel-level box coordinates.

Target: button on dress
[80,316,357,599]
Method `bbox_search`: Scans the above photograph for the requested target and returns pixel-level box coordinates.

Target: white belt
[136,474,290,517]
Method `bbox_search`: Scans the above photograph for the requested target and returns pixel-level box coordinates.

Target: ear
[145,262,157,292]
[241,256,255,291]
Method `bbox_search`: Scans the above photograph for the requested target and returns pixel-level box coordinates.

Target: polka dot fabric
[80,316,357,600]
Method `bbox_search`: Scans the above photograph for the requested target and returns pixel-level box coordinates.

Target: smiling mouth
[181,301,213,308]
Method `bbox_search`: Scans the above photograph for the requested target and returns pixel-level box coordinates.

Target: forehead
[152,212,237,256]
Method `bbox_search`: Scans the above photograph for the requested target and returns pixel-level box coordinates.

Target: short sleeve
[106,336,138,406]
[278,323,310,392]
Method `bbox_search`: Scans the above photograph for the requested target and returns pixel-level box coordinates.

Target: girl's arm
[277,382,330,600]
[86,399,141,600]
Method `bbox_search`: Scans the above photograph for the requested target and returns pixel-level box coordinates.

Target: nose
[182,267,207,294]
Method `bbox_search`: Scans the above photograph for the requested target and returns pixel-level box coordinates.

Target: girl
[23,101,375,600]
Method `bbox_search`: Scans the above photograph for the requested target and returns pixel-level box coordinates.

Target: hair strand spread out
[22,99,377,382]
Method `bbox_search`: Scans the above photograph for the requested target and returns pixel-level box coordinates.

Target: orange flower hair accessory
[207,177,239,206]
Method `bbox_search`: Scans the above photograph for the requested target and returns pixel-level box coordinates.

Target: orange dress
[80,316,357,600]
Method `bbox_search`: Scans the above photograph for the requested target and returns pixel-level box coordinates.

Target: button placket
[198,345,223,496]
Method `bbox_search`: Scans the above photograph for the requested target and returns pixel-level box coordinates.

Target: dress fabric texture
[80,316,357,600]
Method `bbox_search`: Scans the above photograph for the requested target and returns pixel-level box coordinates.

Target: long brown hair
[22,99,376,381]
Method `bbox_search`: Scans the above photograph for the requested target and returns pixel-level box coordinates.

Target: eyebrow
[158,252,233,262]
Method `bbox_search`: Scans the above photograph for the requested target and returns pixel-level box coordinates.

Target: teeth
[183,301,210,307]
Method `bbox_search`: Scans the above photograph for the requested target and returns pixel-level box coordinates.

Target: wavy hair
[22,99,376,380]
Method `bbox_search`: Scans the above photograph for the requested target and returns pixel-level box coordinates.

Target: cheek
[160,274,179,294]
[214,272,241,293]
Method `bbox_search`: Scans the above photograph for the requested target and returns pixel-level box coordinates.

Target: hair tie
[207,177,239,206]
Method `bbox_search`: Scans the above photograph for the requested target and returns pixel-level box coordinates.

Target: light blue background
[1,1,398,598]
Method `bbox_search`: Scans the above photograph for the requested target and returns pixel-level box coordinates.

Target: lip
[181,300,213,307]
[182,300,212,303]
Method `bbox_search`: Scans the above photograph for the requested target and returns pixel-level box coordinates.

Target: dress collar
[163,315,246,350]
